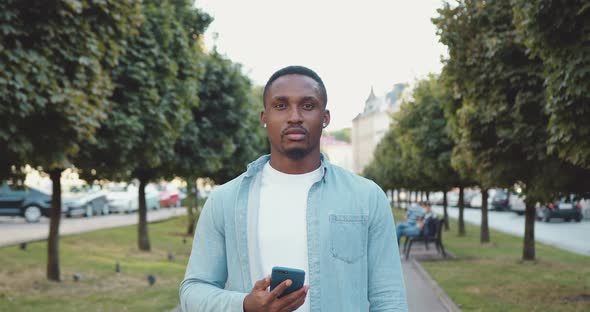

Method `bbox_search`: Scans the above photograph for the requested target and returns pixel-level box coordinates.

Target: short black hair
[263,65,327,107]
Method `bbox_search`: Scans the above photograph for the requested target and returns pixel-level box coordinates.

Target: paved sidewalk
[0,207,187,247]
[402,244,461,312]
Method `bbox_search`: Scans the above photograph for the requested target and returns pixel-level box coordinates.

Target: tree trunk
[47,169,63,281]
[480,188,490,243]
[523,199,536,261]
[137,177,150,251]
[414,191,418,203]
[458,186,466,236]
[443,191,449,231]
[426,191,430,201]
[186,179,196,235]
[397,189,401,209]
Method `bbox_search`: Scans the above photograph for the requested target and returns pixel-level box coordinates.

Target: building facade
[352,84,407,174]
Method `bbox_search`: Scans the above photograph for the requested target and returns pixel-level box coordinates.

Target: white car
[107,185,137,214]
[107,184,160,213]
[447,192,459,207]
[509,192,526,215]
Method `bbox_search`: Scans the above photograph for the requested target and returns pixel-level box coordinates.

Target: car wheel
[575,216,582,222]
[23,206,42,223]
[543,214,550,223]
[565,218,571,222]
[85,204,93,217]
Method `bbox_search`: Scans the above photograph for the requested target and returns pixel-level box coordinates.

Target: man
[180,66,408,311]
[396,202,435,244]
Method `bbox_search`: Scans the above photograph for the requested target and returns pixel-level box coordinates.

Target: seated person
[396,202,435,244]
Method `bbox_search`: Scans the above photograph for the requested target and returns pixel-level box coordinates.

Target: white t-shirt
[258,161,322,312]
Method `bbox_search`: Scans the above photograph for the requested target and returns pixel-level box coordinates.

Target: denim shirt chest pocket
[329,214,368,263]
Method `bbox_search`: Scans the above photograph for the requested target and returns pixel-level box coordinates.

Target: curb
[410,258,461,312]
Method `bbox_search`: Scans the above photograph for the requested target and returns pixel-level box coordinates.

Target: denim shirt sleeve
[179,192,247,312]
[368,187,409,311]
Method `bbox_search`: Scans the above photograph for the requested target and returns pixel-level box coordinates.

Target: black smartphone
[269,266,305,298]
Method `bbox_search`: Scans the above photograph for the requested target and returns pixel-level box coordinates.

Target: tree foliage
[76,0,211,251]
[0,0,142,281]
[0,0,141,175]
[171,51,266,233]
[512,0,590,170]
[434,0,590,260]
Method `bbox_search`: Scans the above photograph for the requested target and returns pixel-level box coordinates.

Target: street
[432,205,590,256]
[0,207,187,247]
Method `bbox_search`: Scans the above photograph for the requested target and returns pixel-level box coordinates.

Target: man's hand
[243,275,309,312]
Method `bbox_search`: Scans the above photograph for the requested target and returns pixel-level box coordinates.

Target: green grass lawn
[392,206,590,311]
[0,216,194,312]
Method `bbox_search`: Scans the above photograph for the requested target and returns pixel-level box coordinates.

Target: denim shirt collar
[244,153,330,181]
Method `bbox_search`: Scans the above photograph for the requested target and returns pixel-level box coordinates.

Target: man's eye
[275,103,286,109]
[303,103,314,110]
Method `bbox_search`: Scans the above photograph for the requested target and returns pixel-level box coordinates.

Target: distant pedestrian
[180,66,408,311]
[396,202,435,244]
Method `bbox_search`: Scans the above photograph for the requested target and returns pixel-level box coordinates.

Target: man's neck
[268,151,321,174]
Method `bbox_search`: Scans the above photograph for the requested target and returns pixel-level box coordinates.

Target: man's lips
[283,128,307,141]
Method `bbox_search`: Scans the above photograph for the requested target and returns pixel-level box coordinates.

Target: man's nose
[287,106,303,123]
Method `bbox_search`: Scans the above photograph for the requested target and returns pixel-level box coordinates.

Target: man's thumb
[253,275,271,290]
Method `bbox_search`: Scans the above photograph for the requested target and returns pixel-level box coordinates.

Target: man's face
[261,74,330,160]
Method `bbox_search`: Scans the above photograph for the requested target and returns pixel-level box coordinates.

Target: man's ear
[260,111,266,127]
[323,109,331,127]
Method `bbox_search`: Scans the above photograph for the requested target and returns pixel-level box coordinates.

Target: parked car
[0,183,51,222]
[490,189,510,211]
[463,191,478,208]
[107,184,138,214]
[448,192,459,207]
[158,184,180,208]
[470,189,510,211]
[509,192,526,215]
[536,195,583,222]
[447,191,475,207]
[429,192,444,205]
[145,184,161,211]
[107,184,159,213]
[469,192,487,208]
[62,185,109,217]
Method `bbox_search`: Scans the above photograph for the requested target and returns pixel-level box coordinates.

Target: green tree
[330,128,351,143]
[0,0,141,281]
[396,76,467,233]
[171,51,265,234]
[434,0,590,260]
[76,0,211,251]
[512,0,590,170]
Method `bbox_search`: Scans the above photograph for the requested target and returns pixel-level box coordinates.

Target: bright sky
[196,0,448,130]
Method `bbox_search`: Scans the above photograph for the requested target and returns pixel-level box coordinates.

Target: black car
[490,189,510,211]
[0,183,52,222]
[536,195,583,222]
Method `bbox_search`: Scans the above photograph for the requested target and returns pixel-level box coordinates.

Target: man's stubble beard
[276,136,319,161]
[284,148,308,160]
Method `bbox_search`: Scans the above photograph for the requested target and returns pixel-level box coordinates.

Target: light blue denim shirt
[180,154,408,311]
